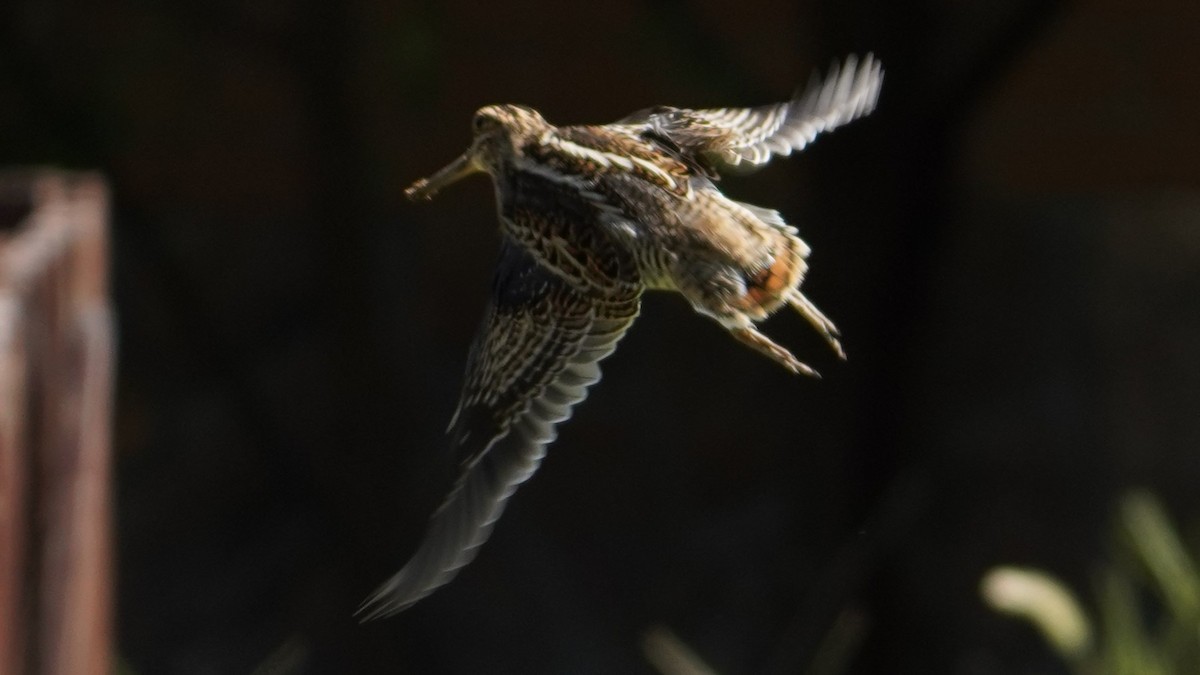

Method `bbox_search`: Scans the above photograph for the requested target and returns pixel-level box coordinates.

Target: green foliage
[982,490,1200,675]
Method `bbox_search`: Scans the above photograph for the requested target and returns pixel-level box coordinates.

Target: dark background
[4,0,1199,672]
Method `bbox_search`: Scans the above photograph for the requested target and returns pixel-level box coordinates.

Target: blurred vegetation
[983,491,1200,675]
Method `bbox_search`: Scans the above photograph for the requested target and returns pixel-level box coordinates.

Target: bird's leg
[786,289,845,360]
[680,274,821,377]
[726,319,819,378]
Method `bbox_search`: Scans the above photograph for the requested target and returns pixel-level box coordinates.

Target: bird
[358,54,883,619]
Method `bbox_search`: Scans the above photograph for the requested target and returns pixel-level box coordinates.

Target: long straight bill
[405,151,481,201]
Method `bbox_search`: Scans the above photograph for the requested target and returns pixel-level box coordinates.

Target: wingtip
[356,572,433,622]
[354,583,402,622]
[354,599,385,623]
[354,596,408,623]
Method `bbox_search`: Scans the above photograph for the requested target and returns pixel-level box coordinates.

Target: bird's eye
[472,113,497,134]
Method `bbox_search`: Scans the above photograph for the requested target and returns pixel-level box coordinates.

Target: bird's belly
[621,216,809,321]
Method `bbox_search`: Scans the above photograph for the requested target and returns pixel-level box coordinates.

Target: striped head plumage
[359,54,883,619]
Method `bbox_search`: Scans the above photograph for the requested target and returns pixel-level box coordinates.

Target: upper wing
[357,240,641,619]
[627,54,883,169]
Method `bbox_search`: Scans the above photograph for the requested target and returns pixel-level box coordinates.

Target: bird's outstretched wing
[625,54,883,168]
[357,240,641,619]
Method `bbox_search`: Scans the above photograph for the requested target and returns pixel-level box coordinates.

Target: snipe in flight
[359,54,883,619]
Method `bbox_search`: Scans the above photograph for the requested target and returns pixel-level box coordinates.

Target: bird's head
[404,104,548,201]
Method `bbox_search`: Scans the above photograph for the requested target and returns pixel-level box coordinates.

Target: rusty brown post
[0,171,114,675]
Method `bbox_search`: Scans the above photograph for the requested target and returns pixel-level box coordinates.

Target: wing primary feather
[358,241,641,619]
[632,54,882,169]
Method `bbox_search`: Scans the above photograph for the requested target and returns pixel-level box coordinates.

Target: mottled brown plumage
[358,54,883,619]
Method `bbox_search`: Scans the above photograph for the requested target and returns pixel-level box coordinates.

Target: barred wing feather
[357,240,640,619]
[627,54,883,169]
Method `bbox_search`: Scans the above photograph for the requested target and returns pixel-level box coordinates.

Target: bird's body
[359,54,883,619]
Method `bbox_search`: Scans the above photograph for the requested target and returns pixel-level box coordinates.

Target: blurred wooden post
[0,171,114,675]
